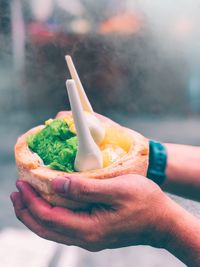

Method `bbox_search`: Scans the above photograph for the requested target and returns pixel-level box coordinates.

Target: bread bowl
[15,111,149,210]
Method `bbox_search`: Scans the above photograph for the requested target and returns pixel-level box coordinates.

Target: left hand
[11,174,173,252]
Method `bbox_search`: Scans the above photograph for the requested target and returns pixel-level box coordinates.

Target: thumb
[52,175,122,205]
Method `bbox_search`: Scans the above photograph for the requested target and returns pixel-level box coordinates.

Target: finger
[52,175,124,205]
[16,181,95,236]
[10,191,26,209]
[55,111,70,119]
[11,192,82,246]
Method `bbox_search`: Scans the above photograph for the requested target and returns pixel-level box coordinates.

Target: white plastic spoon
[66,79,103,172]
[65,55,93,113]
[65,55,105,144]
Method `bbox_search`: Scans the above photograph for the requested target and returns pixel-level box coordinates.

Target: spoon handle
[65,55,93,113]
[66,79,102,171]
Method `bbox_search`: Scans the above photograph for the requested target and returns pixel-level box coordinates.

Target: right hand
[11,174,200,266]
[12,174,174,250]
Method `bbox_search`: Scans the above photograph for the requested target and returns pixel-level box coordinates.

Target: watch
[147,140,167,185]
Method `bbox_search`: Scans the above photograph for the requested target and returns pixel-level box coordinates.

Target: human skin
[11,174,200,266]
[11,111,200,265]
[163,144,200,201]
[57,111,200,201]
[56,111,200,201]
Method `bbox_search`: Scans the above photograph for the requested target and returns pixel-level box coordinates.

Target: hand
[11,174,173,251]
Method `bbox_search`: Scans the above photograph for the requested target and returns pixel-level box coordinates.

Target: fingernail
[52,177,70,194]
[16,180,24,191]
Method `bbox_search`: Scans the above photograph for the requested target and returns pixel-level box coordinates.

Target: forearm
[164,198,200,266]
[162,143,200,201]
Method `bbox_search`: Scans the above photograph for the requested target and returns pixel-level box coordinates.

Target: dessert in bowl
[15,56,149,210]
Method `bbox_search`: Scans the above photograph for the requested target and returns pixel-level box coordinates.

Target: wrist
[163,143,200,201]
[162,199,200,266]
[148,194,176,248]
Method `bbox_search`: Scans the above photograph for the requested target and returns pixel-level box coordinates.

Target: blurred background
[1,0,200,266]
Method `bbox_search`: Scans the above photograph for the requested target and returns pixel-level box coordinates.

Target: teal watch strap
[147,140,167,185]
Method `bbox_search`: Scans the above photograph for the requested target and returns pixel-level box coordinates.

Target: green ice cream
[27,119,78,172]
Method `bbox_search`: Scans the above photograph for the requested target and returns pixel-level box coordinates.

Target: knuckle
[79,184,92,197]
[69,178,99,201]
[71,184,91,201]
[79,183,98,199]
